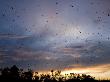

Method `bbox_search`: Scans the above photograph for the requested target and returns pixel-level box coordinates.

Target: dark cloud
[0,34,31,39]
[0,41,110,72]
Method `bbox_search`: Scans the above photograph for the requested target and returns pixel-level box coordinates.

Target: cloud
[12,49,58,61]
[0,54,3,63]
[0,40,110,72]
[0,52,10,63]
[0,34,32,39]
[48,41,110,69]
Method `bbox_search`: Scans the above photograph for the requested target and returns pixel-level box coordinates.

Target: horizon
[34,64,110,80]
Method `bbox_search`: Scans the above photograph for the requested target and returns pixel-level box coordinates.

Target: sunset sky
[0,0,110,79]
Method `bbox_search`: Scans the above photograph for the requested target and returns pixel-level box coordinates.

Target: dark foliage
[0,65,109,82]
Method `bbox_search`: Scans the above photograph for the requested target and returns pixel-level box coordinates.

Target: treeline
[0,65,109,82]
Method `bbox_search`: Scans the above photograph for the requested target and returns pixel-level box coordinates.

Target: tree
[1,67,10,80]
[10,65,20,80]
[23,69,33,80]
[51,70,54,76]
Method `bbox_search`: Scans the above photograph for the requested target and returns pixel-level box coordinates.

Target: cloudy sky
[0,0,110,79]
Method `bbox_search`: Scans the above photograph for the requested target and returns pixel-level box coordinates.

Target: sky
[0,0,110,79]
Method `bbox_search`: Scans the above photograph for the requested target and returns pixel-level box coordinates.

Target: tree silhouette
[1,67,10,80]
[10,65,20,80]
[51,70,54,77]
[0,65,109,82]
[22,69,33,80]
